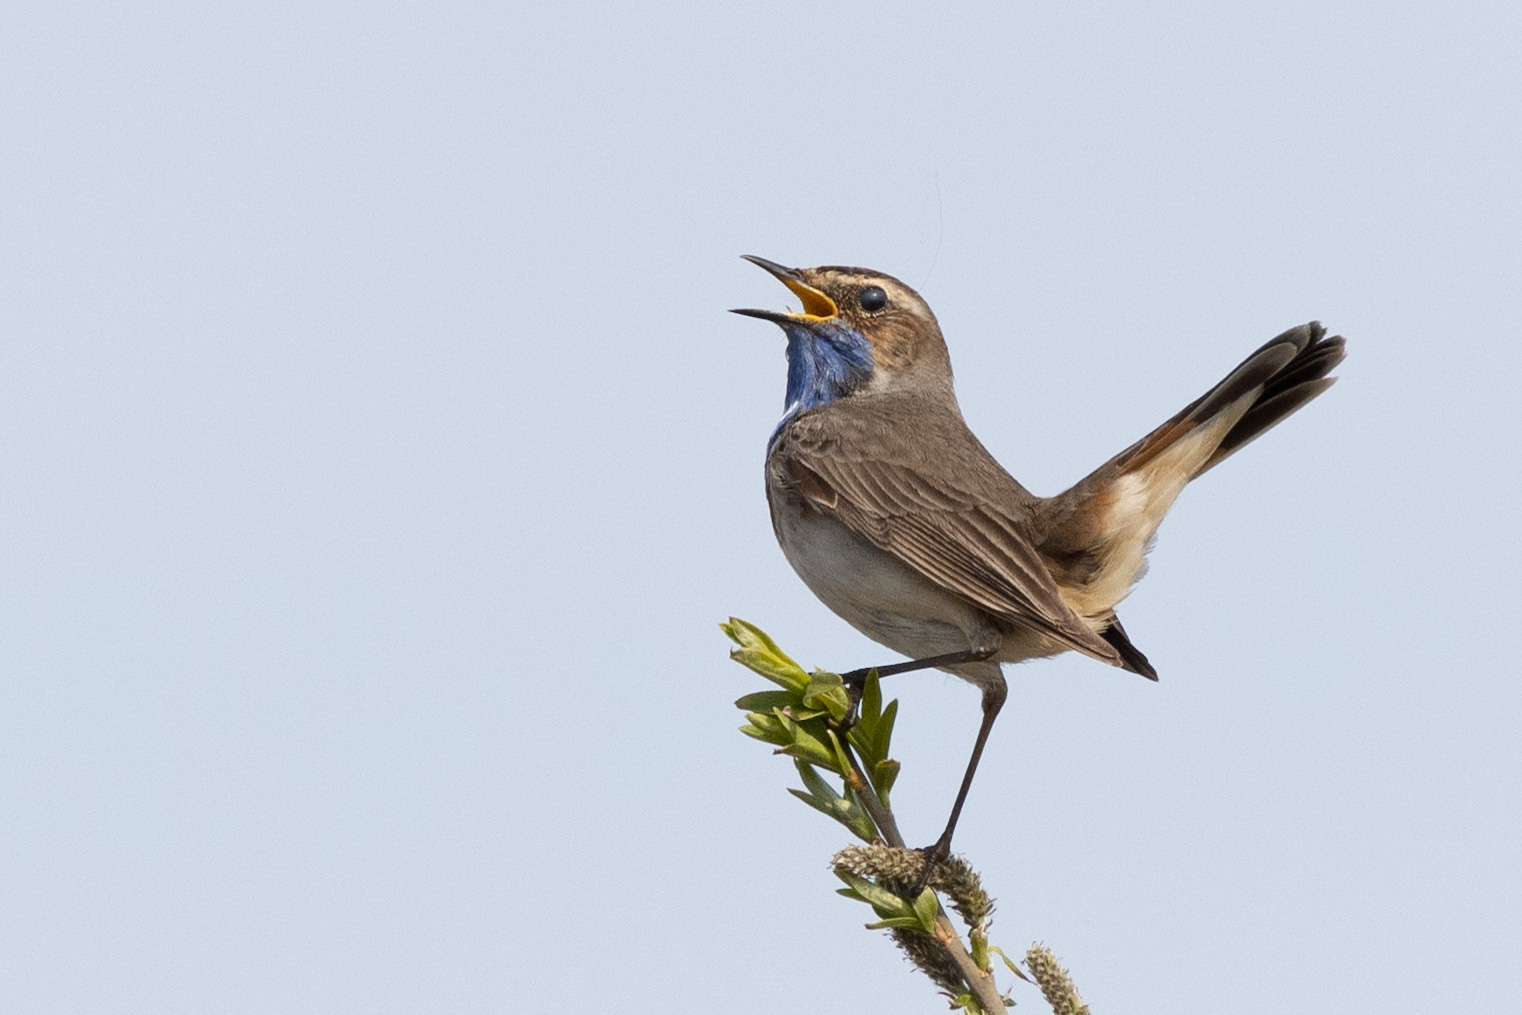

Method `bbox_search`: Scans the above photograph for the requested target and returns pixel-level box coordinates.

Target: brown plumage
[772,391,1124,670]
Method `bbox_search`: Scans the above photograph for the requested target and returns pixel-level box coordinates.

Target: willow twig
[838,736,1007,1014]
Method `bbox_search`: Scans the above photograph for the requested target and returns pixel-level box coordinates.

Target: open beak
[730,255,839,324]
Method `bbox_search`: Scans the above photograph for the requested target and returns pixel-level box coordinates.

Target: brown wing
[775,447,1124,667]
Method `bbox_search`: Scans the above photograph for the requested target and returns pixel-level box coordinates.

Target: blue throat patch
[770,319,875,449]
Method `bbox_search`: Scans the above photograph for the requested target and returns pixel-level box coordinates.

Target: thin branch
[839,737,1007,1014]
[840,737,904,847]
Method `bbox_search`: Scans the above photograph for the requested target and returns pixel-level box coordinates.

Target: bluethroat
[733,255,1345,868]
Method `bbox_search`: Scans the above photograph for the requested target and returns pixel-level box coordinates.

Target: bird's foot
[834,667,872,731]
[912,835,952,893]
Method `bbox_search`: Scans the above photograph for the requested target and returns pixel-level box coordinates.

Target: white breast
[768,484,1001,662]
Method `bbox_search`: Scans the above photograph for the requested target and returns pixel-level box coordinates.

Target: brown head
[732,256,954,400]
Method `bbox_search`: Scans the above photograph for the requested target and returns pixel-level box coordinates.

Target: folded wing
[774,448,1125,668]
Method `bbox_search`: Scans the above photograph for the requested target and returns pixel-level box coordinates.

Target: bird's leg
[915,677,1007,889]
[835,648,997,730]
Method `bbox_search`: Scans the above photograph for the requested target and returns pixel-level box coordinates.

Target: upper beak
[730,255,839,324]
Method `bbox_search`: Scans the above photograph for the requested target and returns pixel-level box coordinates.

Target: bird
[732,255,1346,868]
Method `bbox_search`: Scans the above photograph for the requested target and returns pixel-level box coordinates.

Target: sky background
[3,2,1520,1013]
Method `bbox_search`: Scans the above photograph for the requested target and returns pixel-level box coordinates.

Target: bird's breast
[765,468,1001,662]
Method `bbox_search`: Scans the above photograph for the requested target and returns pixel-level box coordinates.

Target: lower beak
[730,306,799,325]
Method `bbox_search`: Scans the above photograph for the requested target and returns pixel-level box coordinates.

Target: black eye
[858,286,888,312]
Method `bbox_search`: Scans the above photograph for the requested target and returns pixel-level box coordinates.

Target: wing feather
[781,451,1121,664]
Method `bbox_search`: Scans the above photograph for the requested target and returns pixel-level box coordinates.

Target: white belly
[771,490,1002,662]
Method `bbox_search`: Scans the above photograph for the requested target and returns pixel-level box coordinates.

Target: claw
[913,837,951,892]
[834,667,871,730]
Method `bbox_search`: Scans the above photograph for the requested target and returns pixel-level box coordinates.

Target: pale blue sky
[3,3,1519,1012]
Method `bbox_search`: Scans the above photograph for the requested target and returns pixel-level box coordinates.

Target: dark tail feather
[1035,320,1345,635]
[1198,323,1347,475]
[1049,322,1346,504]
[1102,617,1158,681]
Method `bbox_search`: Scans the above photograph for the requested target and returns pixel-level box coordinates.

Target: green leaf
[775,711,840,771]
[826,729,854,782]
[720,617,797,662]
[970,932,989,972]
[739,724,782,746]
[833,872,915,919]
[875,698,899,761]
[722,618,810,692]
[912,887,940,934]
[987,946,1033,984]
[847,673,881,761]
[739,712,789,746]
[848,684,899,775]
[724,620,880,841]
[733,690,799,712]
[790,766,872,839]
[801,670,850,722]
[738,724,770,744]
[864,916,927,930]
[787,787,843,823]
[860,670,882,725]
[777,738,836,769]
[794,759,837,800]
[950,993,984,1015]
[871,758,899,806]
[838,790,877,841]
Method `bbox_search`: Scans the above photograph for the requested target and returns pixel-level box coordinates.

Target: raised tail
[1163,322,1347,477]
[1035,322,1346,669]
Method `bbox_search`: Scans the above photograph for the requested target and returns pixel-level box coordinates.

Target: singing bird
[733,255,1345,865]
